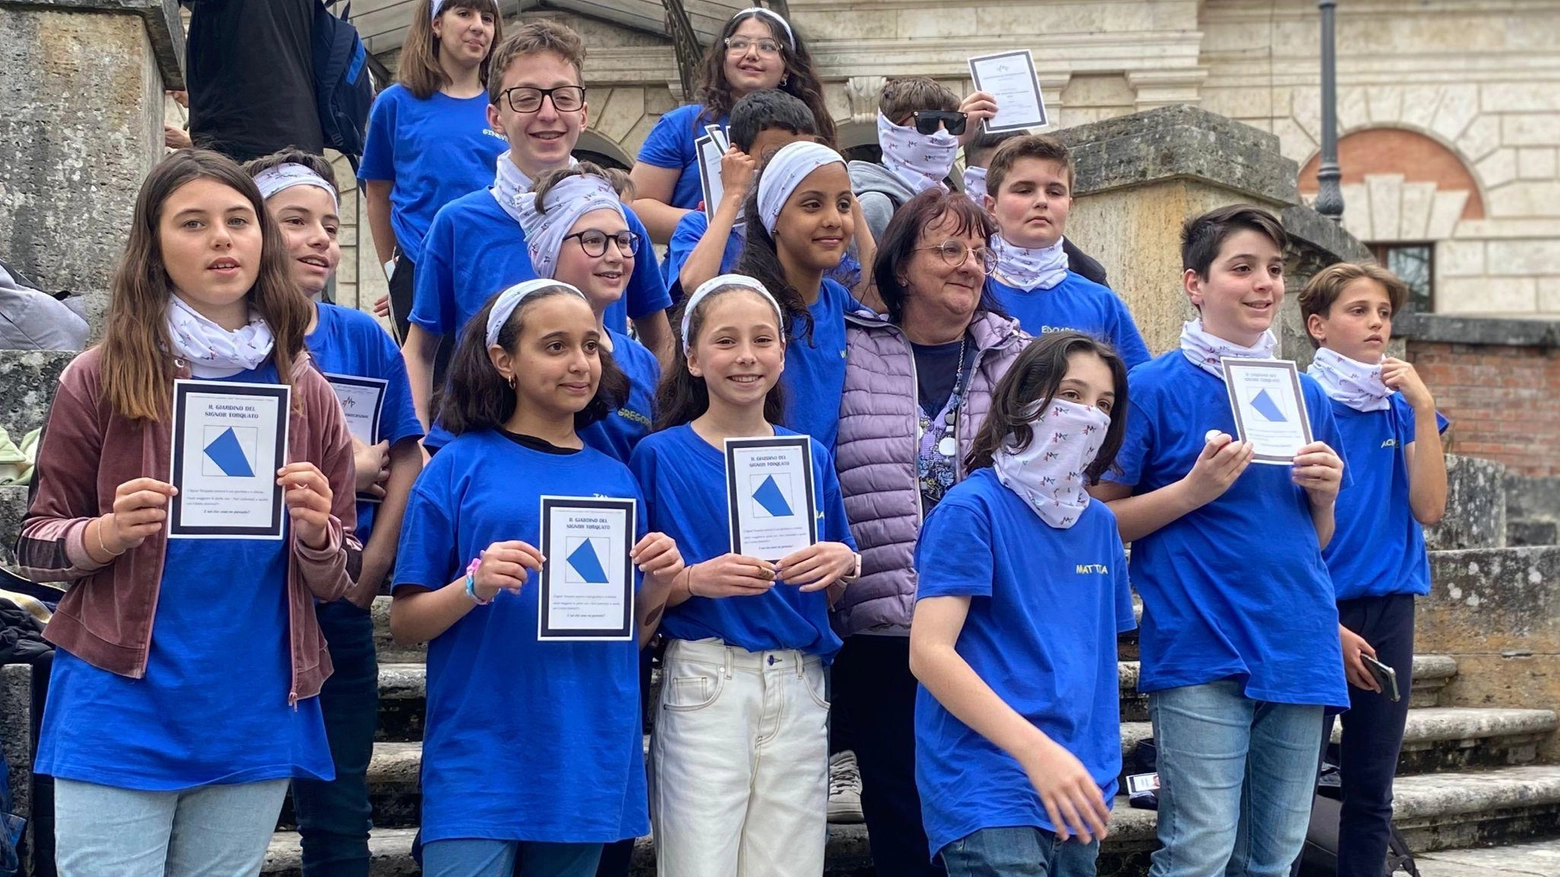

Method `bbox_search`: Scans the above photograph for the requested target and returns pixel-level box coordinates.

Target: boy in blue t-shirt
[1091,205,1350,877]
[246,148,427,875]
[1298,262,1448,877]
[404,21,673,430]
[669,89,868,304]
[983,135,1150,369]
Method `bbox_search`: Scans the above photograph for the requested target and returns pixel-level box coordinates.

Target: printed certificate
[169,380,289,539]
[969,50,1049,132]
[1222,358,1314,464]
[538,496,636,641]
[725,435,818,562]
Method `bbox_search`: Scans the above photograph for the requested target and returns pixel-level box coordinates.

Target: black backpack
[312,0,375,170]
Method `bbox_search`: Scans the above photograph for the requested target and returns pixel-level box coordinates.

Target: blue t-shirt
[665,211,744,299]
[1105,352,1351,708]
[914,469,1135,860]
[34,363,334,790]
[636,104,726,211]
[989,272,1152,370]
[393,430,649,843]
[580,329,660,463]
[306,302,425,545]
[665,212,864,304]
[357,84,507,263]
[410,188,670,343]
[783,278,853,450]
[629,425,854,660]
[1323,394,1447,601]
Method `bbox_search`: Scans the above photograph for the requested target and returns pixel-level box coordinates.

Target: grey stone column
[0,0,185,337]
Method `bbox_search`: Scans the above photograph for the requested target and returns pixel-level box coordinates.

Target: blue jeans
[1148,679,1323,877]
[54,778,289,877]
[422,839,602,877]
[940,827,1099,877]
[291,600,378,877]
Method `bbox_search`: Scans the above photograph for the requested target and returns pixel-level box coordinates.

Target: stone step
[1118,707,1557,780]
[1415,836,1560,877]
[375,655,1461,740]
[262,765,1560,876]
[351,708,1555,831]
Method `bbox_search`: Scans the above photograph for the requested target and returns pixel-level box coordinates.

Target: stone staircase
[255,598,1560,877]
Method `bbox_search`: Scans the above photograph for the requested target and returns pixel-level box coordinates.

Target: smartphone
[1361,655,1400,702]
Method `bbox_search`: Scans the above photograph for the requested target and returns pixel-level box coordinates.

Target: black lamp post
[1315,0,1345,222]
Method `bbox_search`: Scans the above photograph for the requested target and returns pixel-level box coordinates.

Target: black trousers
[1330,594,1415,877]
[832,635,944,877]
[386,252,415,345]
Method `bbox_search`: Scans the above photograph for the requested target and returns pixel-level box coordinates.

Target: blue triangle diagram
[204,427,254,477]
[1250,389,1287,423]
[567,539,610,584]
[753,474,793,517]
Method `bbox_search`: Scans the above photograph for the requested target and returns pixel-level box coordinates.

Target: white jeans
[650,638,829,877]
[54,777,290,877]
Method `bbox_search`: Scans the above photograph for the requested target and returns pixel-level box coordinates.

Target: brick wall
[1407,330,1560,478]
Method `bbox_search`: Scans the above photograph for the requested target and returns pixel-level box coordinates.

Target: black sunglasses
[913,110,967,137]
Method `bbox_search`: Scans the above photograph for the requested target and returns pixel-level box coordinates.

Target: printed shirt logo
[617,407,652,428]
[483,129,508,140]
[1381,438,1399,448]
[1075,563,1110,575]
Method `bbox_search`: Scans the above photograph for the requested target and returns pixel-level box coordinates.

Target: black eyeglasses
[917,240,996,275]
[498,85,586,114]
[564,229,640,258]
[912,110,967,137]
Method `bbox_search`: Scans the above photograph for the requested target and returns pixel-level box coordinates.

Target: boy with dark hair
[1092,205,1351,877]
[406,21,673,437]
[850,77,995,243]
[1299,262,1447,877]
[668,89,825,299]
[984,135,1149,368]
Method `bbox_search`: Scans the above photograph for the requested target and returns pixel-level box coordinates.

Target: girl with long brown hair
[18,149,360,876]
[628,6,837,242]
[360,0,505,341]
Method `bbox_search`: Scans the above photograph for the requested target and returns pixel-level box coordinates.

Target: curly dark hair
[694,9,837,146]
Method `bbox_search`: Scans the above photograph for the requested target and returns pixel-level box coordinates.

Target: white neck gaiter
[1179,318,1278,378]
[993,235,1068,291]
[991,398,1110,529]
[166,295,274,378]
[1307,347,1392,411]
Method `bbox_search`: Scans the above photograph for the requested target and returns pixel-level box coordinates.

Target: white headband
[254,163,339,212]
[680,274,786,353]
[756,141,845,233]
[485,279,589,348]
[734,7,794,48]
[431,0,446,19]
[516,174,625,280]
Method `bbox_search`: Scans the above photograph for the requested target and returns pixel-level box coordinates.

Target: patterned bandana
[1307,347,1393,412]
[1179,318,1278,378]
[991,398,1110,529]
[166,295,274,379]
[877,112,958,196]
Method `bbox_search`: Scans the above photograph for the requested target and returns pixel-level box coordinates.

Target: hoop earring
[507,375,517,390]
[780,74,790,87]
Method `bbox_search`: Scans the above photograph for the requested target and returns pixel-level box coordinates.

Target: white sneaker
[828,749,864,824]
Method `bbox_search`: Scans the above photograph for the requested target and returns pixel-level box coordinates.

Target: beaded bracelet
[464,557,491,606]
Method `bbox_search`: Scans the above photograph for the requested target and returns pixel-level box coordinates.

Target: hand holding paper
[775,541,855,592]
[1291,440,1344,507]
[278,462,335,551]
[1182,432,1254,508]
[103,477,179,554]
[688,553,776,599]
[956,90,999,144]
[474,539,546,601]
[720,146,758,206]
[632,531,684,581]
